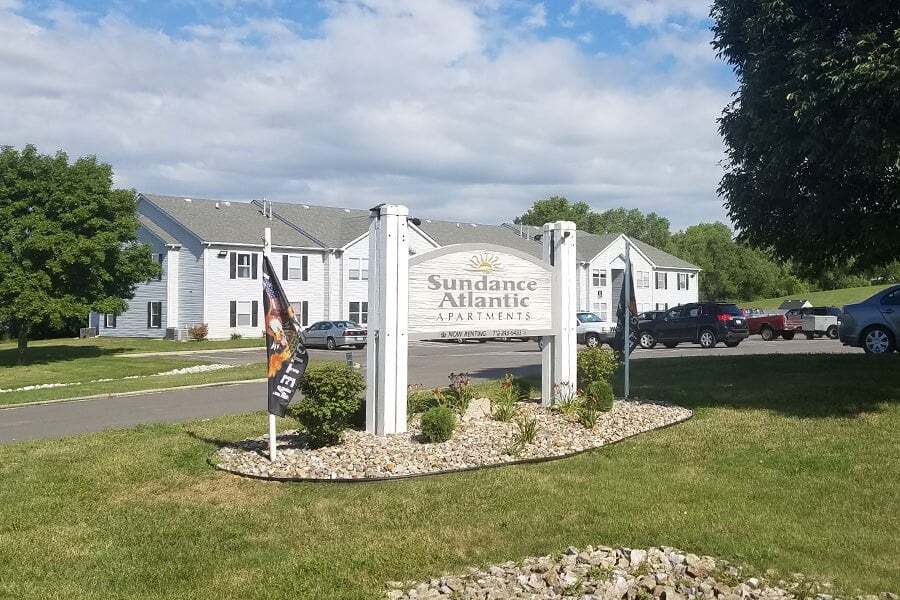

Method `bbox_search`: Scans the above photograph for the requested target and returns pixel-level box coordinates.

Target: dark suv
[637,303,750,349]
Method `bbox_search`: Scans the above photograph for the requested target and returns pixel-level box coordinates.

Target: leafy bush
[577,347,618,388]
[584,380,614,412]
[445,371,474,414]
[491,374,522,422]
[292,363,366,448]
[407,384,435,415]
[420,405,456,443]
[189,324,208,341]
[230,332,242,340]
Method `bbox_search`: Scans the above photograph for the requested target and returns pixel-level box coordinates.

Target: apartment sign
[408,243,555,340]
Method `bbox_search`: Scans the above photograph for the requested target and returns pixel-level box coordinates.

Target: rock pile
[214,400,691,481]
[385,545,896,600]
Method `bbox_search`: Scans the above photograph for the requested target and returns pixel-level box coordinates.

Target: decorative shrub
[584,380,614,412]
[491,374,522,422]
[505,414,539,456]
[446,371,474,414]
[189,323,208,341]
[577,347,618,388]
[576,403,599,429]
[420,405,456,443]
[230,332,242,340]
[407,384,434,415]
[292,363,366,448]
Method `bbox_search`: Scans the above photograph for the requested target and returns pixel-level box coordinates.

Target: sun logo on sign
[468,253,501,273]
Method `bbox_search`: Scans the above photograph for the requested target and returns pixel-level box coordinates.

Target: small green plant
[553,381,580,415]
[491,374,521,422]
[445,371,474,414]
[407,384,435,414]
[576,403,599,429]
[291,362,366,448]
[584,380,614,412]
[577,347,618,388]
[230,332,242,340]
[504,414,538,456]
[420,405,456,442]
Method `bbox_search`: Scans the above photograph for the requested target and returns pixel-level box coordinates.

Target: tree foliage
[0,145,159,360]
[712,1,900,271]
[668,223,808,302]
[515,196,672,248]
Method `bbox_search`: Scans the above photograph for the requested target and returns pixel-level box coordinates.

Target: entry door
[610,269,624,316]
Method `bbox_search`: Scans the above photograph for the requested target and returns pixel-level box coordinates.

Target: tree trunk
[17,322,29,365]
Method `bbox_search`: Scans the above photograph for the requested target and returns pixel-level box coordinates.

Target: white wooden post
[366,205,409,435]
[624,240,632,399]
[263,226,278,462]
[542,221,578,406]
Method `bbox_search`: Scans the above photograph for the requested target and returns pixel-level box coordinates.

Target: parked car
[637,302,749,349]
[576,312,616,348]
[839,284,900,354]
[301,320,367,350]
[747,310,803,341]
[798,306,842,340]
[637,311,665,348]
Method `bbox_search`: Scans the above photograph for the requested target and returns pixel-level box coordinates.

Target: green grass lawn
[1,354,898,599]
[0,335,265,355]
[0,338,266,405]
[752,284,895,310]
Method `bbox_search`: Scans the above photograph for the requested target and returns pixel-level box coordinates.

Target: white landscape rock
[385,545,898,600]
[214,399,692,480]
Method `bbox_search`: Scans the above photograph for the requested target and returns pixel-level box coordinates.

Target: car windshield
[577,313,602,322]
[332,321,361,329]
[717,304,743,316]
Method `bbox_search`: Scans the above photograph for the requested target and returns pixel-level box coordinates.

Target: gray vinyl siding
[178,235,204,330]
[99,228,167,338]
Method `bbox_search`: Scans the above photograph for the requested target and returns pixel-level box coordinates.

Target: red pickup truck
[746,310,804,341]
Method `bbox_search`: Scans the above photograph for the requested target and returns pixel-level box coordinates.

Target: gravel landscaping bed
[213,399,691,480]
[385,544,898,600]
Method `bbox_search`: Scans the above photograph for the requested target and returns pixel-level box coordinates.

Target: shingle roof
[137,213,178,246]
[416,219,543,257]
[140,194,320,248]
[629,238,700,271]
[266,201,370,248]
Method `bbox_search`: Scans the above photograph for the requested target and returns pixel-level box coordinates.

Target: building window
[678,273,689,290]
[349,301,368,325]
[157,253,164,281]
[592,269,607,287]
[349,258,369,281]
[655,303,668,311]
[104,313,117,329]
[655,272,668,290]
[236,253,251,278]
[236,301,252,327]
[147,302,162,329]
[637,271,649,288]
[288,256,308,281]
[291,301,309,327]
[600,302,608,321]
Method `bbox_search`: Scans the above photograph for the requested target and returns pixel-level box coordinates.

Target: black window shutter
[252,301,259,327]
[302,256,308,281]
[252,254,258,279]
[230,253,236,279]
[147,303,151,328]
[302,301,309,326]
[230,301,236,327]
[282,255,289,280]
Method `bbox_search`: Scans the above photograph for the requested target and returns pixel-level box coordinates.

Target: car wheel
[326,337,337,350]
[663,342,679,349]
[725,340,740,348]
[862,326,895,354]
[699,329,717,349]
[639,332,656,349]
[759,326,775,341]
[826,326,839,339]
[585,334,600,348]
[780,331,795,341]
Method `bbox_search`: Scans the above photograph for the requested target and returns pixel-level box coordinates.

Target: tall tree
[669,223,809,302]
[0,145,160,363]
[712,1,900,271]
[515,196,672,248]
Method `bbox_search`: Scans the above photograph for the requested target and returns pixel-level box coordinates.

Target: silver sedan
[839,284,900,354]
[301,320,368,350]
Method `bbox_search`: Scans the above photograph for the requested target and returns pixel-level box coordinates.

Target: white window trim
[349,257,361,281]
[236,301,252,327]
[149,302,162,329]
[236,253,251,279]
[104,313,116,328]
[288,255,305,281]
[349,301,369,325]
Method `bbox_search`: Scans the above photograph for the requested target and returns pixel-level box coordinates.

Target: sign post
[365,205,409,435]
[263,226,277,461]
[541,221,577,406]
[624,240,631,399]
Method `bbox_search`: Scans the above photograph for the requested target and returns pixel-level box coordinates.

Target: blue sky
[0,0,737,229]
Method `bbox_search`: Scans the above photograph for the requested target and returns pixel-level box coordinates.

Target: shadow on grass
[186,429,314,458]
[0,344,136,368]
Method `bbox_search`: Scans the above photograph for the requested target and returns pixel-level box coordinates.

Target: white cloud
[523,3,546,29]
[586,0,711,27]
[0,0,730,229]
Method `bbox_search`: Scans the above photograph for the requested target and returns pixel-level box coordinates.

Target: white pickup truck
[576,312,616,348]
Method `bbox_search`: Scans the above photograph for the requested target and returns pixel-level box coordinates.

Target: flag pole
[624,240,631,400]
[264,225,277,462]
